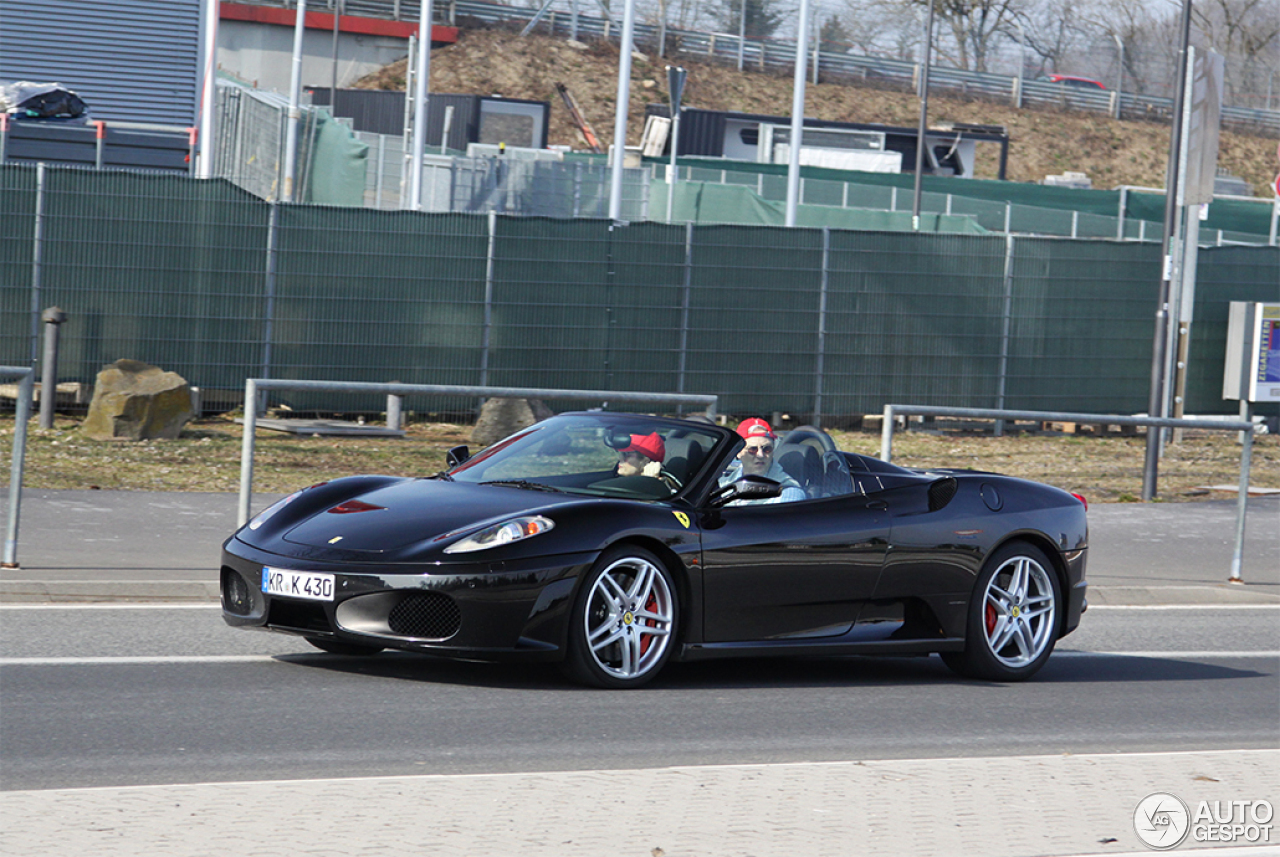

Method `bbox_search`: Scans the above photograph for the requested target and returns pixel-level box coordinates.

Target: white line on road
[1,651,1276,666]
[0,603,220,610]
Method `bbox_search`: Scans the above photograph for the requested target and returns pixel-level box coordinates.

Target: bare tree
[1006,0,1094,77]
[1193,0,1280,104]
[912,0,1025,71]
[832,0,924,59]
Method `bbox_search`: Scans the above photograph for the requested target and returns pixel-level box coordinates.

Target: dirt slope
[356,28,1277,194]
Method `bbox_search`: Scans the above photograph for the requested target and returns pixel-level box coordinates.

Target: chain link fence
[2,163,1277,423]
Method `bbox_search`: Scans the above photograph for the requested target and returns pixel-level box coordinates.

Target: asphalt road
[2,604,1276,791]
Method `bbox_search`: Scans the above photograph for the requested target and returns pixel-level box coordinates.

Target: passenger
[616,432,665,479]
[719,418,806,505]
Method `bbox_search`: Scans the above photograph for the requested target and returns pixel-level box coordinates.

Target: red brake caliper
[639,593,657,656]
[985,602,997,636]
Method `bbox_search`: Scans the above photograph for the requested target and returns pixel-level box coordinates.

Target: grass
[1,413,1276,503]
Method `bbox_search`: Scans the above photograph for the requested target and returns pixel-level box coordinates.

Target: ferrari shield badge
[672,511,690,529]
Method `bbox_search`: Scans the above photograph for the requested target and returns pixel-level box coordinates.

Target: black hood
[281,479,583,552]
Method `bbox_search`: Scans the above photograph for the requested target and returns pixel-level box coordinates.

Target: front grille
[267,599,330,633]
[221,567,253,616]
[388,592,461,639]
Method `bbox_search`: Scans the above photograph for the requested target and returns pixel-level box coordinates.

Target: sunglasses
[743,444,774,456]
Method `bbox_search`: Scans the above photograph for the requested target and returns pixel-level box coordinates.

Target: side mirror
[446,445,470,467]
[707,475,782,508]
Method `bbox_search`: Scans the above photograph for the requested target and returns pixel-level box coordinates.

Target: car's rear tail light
[1071,493,1088,511]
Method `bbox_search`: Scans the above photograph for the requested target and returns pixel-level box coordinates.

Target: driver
[616,432,666,479]
[719,418,806,505]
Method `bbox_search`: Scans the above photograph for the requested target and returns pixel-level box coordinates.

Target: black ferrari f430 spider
[221,412,1088,688]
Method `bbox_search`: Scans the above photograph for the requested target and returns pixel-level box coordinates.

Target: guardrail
[1,367,35,568]
[309,0,1280,135]
[237,378,718,526]
[878,404,1259,584]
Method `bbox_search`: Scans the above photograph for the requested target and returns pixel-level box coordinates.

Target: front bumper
[220,537,595,661]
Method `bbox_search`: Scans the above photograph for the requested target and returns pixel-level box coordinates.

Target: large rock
[82,360,194,440]
[471,398,553,447]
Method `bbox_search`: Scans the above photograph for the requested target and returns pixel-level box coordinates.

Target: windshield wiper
[479,480,564,493]
[430,471,454,481]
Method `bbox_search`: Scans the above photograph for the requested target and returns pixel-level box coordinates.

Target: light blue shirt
[718,459,807,505]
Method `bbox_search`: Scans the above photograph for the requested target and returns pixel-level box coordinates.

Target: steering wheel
[658,470,683,491]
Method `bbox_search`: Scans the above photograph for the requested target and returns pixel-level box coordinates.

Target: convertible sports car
[221,412,1088,688]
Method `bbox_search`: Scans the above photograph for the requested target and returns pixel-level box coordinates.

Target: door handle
[866,500,888,511]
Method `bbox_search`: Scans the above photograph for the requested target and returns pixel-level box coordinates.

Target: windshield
[448,414,726,501]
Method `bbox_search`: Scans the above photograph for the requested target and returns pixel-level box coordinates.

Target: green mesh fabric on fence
[654,181,987,232]
[0,166,37,367]
[3,165,1276,423]
[821,232,1010,416]
[8,168,270,391]
[1003,238,1161,413]
[270,207,488,412]
[683,225,825,415]
[666,157,1277,240]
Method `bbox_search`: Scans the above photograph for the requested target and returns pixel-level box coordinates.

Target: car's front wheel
[942,541,1061,681]
[562,547,678,689]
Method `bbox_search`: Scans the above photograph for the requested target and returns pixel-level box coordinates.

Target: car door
[699,496,890,642]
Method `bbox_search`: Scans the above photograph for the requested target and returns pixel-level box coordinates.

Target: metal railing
[878,404,1259,583]
[238,377,717,525]
[243,0,1280,135]
[1,366,34,568]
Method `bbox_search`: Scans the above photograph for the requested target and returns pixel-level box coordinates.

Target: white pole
[784,0,812,227]
[608,0,638,222]
[410,0,435,210]
[197,0,220,178]
[666,111,679,221]
[282,0,308,202]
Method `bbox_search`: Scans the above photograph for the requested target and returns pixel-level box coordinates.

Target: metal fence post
[1117,187,1128,240]
[238,378,259,527]
[1229,422,1253,583]
[29,163,46,366]
[880,404,896,461]
[676,221,693,402]
[386,393,403,430]
[480,210,496,387]
[38,307,67,429]
[813,227,830,427]
[2,367,33,567]
[995,234,1015,436]
[262,202,279,390]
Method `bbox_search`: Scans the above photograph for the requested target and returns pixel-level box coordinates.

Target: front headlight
[444,515,555,554]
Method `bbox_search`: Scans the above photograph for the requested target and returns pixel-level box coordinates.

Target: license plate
[262,567,335,601]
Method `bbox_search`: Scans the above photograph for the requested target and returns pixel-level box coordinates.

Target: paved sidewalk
[1,491,1277,604]
[2,750,1277,856]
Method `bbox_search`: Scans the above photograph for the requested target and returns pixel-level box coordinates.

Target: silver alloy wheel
[582,555,675,680]
[980,554,1056,668]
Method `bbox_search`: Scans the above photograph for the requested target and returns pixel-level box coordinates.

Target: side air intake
[928,477,958,511]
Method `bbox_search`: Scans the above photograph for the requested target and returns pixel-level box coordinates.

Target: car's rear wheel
[562,547,678,689]
[942,541,1060,681]
[305,637,385,656]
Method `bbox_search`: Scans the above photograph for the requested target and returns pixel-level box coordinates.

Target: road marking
[1086,604,1280,610]
[1055,650,1280,658]
[1,651,1276,666]
[0,603,220,610]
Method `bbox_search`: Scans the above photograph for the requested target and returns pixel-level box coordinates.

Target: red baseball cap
[623,432,665,462]
[736,418,775,440]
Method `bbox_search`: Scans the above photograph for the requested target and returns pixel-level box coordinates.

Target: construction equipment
[555,82,604,154]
